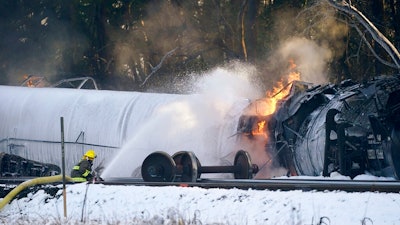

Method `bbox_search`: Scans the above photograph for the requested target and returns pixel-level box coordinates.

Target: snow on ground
[1,174,399,225]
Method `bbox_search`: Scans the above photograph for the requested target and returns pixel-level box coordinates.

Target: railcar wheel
[172,151,199,182]
[234,150,256,179]
[141,151,176,182]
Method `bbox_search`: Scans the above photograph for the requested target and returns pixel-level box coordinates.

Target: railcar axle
[141,150,259,182]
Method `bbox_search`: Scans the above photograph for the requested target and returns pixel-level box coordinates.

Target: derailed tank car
[238,75,400,179]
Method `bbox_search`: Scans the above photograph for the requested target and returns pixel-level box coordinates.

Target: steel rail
[1,177,400,193]
[101,177,400,193]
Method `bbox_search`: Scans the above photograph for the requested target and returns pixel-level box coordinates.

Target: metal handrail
[0,138,118,149]
[50,77,99,90]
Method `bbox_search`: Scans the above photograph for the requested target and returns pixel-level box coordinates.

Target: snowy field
[0,174,399,225]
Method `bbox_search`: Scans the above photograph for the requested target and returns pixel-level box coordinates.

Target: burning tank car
[238,75,400,179]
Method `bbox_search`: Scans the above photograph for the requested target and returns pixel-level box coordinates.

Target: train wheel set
[141,150,259,182]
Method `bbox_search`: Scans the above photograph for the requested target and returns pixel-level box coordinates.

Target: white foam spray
[101,63,264,178]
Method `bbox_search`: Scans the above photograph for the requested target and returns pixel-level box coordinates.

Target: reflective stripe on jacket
[72,177,87,182]
[70,159,93,182]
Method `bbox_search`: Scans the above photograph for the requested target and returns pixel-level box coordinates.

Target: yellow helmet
[84,149,97,159]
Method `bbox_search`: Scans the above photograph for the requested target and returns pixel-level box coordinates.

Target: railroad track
[1,177,400,193]
[1,151,400,194]
[102,177,400,193]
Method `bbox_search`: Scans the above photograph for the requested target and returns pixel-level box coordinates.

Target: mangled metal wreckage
[238,75,400,179]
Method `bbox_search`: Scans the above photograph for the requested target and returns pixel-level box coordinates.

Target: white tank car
[0,85,248,178]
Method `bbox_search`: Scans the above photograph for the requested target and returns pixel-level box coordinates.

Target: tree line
[0,0,399,92]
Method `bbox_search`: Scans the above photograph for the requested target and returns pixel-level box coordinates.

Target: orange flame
[262,60,300,116]
[252,120,266,136]
[251,59,300,136]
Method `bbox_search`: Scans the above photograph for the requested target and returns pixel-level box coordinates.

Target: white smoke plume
[278,37,332,84]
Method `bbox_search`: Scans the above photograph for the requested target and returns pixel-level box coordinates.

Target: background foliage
[0,0,399,92]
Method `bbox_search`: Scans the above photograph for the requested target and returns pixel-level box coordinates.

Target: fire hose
[0,175,72,210]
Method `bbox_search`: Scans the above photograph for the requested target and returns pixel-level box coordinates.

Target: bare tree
[326,0,400,71]
[139,47,178,87]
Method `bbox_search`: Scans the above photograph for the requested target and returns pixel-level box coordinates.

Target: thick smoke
[260,2,348,87]
[109,1,196,83]
[278,37,332,84]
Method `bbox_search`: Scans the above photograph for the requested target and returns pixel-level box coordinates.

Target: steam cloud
[278,37,332,84]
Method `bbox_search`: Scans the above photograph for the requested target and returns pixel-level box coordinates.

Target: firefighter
[71,149,97,182]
